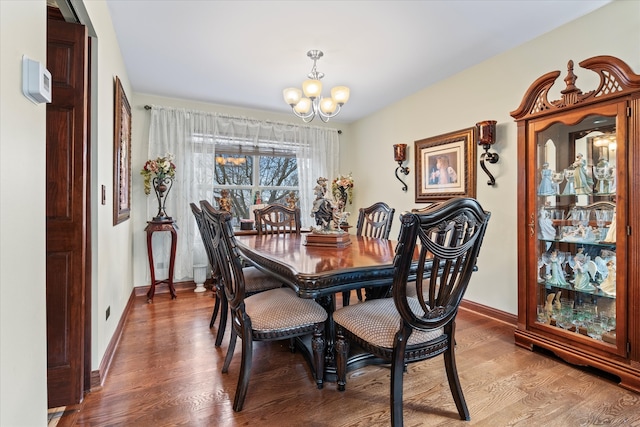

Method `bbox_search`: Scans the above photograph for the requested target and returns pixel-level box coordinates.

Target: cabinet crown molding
[511,55,640,121]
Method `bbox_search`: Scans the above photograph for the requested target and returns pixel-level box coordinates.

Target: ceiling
[105,0,612,124]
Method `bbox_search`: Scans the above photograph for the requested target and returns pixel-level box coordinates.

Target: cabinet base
[515,329,640,393]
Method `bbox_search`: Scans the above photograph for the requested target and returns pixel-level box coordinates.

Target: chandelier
[282,50,350,123]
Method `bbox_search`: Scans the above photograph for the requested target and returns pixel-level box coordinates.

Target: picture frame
[113,76,132,225]
[415,127,476,203]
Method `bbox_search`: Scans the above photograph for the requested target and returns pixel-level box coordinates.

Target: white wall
[0,1,48,425]
[345,0,640,314]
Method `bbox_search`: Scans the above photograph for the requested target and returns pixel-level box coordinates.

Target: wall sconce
[476,120,499,186]
[393,144,410,192]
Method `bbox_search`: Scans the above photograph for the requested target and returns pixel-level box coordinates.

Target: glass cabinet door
[529,107,624,356]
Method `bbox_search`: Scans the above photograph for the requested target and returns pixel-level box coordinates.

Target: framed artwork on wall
[113,76,132,225]
[415,127,476,203]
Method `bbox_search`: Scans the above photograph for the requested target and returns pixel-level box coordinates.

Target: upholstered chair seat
[243,266,283,294]
[246,287,327,334]
[333,297,443,349]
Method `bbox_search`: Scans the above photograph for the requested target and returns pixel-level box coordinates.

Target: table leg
[320,294,336,366]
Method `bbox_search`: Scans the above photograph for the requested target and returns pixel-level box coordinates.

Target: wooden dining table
[235,232,407,380]
[234,232,398,299]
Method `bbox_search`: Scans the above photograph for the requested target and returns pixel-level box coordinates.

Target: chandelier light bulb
[294,98,312,114]
[283,87,302,106]
[331,86,350,105]
[319,97,337,114]
[302,79,322,99]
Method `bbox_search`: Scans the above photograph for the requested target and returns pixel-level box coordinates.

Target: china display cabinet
[511,55,640,392]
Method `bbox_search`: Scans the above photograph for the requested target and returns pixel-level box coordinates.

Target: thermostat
[22,55,52,104]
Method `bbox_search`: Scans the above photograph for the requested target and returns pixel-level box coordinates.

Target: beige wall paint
[80,0,136,373]
[1,1,48,425]
[1,1,135,423]
[345,0,640,314]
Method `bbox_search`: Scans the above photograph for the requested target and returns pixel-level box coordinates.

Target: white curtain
[147,105,340,280]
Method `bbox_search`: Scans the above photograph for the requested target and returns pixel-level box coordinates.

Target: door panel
[46,17,87,408]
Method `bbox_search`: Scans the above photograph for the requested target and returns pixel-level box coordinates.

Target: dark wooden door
[46,16,88,408]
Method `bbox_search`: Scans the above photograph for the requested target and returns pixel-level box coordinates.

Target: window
[192,133,301,225]
[148,106,340,281]
[213,153,299,222]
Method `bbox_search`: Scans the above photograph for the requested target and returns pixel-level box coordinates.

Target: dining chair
[198,200,283,347]
[253,204,302,235]
[203,205,328,411]
[190,203,222,331]
[405,203,444,299]
[333,197,491,426]
[342,201,395,306]
[411,203,438,214]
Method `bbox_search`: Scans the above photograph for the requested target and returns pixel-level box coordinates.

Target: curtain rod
[143,104,342,134]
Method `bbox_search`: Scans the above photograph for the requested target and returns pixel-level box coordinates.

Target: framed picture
[415,127,476,203]
[113,76,132,225]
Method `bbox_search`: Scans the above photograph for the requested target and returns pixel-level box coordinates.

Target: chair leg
[342,291,351,307]
[233,328,253,412]
[209,290,220,328]
[356,288,363,301]
[444,339,470,421]
[390,327,410,427]
[311,323,325,389]
[335,328,349,391]
[215,292,228,347]
[222,328,237,374]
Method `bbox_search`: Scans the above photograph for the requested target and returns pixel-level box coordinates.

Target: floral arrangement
[141,153,176,195]
[332,173,354,204]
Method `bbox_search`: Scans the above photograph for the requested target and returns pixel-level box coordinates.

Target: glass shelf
[538,280,616,300]
[538,191,616,197]
[538,237,616,248]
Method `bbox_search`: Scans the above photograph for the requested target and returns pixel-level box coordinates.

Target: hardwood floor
[56,289,640,427]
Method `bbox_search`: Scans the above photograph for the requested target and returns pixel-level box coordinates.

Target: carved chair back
[394,197,491,330]
[410,202,440,214]
[190,202,219,279]
[201,200,246,309]
[254,204,302,235]
[356,202,395,239]
[344,201,396,304]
